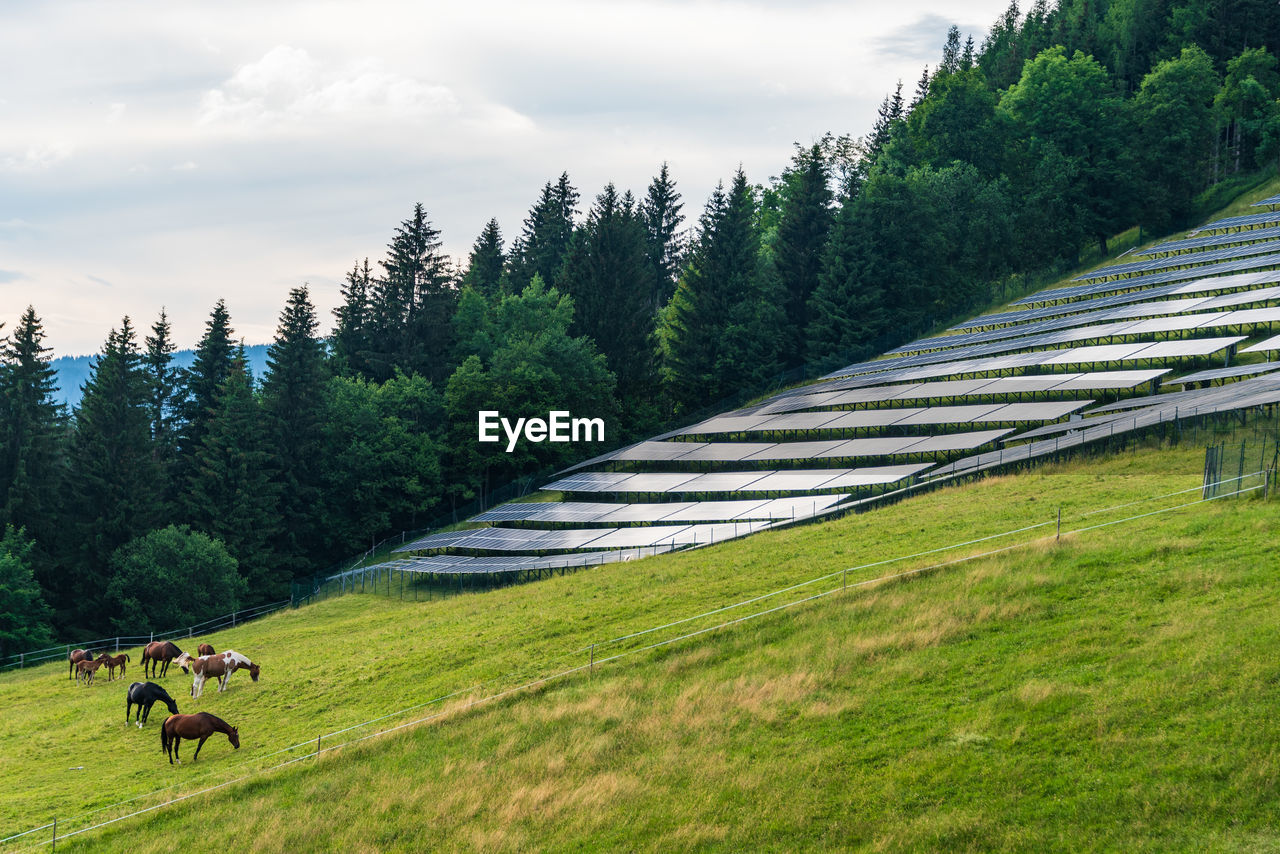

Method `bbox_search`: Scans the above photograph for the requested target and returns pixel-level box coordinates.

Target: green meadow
[3,436,1278,851]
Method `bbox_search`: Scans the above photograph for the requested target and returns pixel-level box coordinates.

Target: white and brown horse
[187,650,261,699]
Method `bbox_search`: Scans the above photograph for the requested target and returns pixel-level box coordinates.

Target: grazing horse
[126,682,179,727]
[68,649,94,681]
[161,713,239,764]
[197,643,215,656]
[189,650,261,699]
[100,652,130,681]
[76,657,107,685]
[141,641,186,678]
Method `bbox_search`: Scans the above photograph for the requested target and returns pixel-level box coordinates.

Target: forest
[2,0,1280,647]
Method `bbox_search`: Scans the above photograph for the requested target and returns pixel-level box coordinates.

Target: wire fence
[4,467,1270,850]
[0,600,292,673]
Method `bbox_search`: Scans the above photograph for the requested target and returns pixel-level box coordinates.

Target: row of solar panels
[948,271,1280,333]
[839,306,1280,376]
[929,373,1280,478]
[1136,223,1280,257]
[356,548,683,576]
[545,464,931,495]
[889,282,1280,356]
[397,518,781,553]
[1021,252,1280,306]
[823,337,1242,385]
[755,371,1165,414]
[471,494,849,524]
[592,429,1012,464]
[1075,237,1280,282]
[676,400,1089,435]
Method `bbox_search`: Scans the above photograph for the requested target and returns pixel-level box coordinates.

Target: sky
[1,0,1009,356]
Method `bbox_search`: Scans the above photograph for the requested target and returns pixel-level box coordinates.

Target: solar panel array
[386,203,1280,576]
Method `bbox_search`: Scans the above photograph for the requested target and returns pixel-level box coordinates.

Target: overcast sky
[1,0,1008,356]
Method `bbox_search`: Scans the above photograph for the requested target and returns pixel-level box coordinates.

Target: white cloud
[199,45,463,129]
[2,142,73,172]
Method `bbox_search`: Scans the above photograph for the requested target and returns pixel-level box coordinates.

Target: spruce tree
[640,163,685,312]
[176,299,236,488]
[261,286,329,577]
[143,308,181,518]
[659,169,783,411]
[556,183,658,419]
[461,218,506,297]
[773,144,834,367]
[330,259,374,379]
[940,25,963,73]
[66,318,162,630]
[0,306,66,604]
[506,173,579,291]
[184,350,283,605]
[368,204,457,383]
[806,190,888,370]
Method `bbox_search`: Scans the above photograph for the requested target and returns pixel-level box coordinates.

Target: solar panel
[1241,333,1280,353]
[395,530,474,552]
[584,526,695,548]
[888,379,999,398]
[820,409,919,428]
[823,436,927,456]
[908,428,1012,451]
[1132,336,1243,359]
[1051,369,1167,389]
[678,471,774,492]
[543,472,635,492]
[472,501,620,523]
[1251,193,1280,208]
[982,400,1093,421]
[592,502,695,523]
[612,472,703,492]
[1020,253,1280,306]
[819,464,932,488]
[678,415,772,435]
[675,442,778,462]
[737,470,847,491]
[750,412,849,431]
[1171,362,1280,386]
[745,494,850,519]
[1041,343,1150,364]
[742,440,849,461]
[658,499,772,521]
[892,404,1005,425]
[1074,238,1280,281]
[609,441,706,461]
[1196,210,1280,231]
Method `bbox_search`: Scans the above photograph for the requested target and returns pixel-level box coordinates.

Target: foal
[100,652,130,681]
[161,713,240,763]
[68,649,94,681]
[76,657,107,685]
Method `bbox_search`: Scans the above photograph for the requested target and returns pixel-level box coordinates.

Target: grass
[3,434,1278,851]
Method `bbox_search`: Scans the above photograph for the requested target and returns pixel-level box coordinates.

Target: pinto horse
[197,643,215,656]
[68,649,94,681]
[161,712,239,764]
[142,641,186,678]
[100,652,130,681]
[126,681,179,727]
[189,650,261,699]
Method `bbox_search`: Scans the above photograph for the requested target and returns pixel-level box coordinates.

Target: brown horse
[100,652,130,681]
[68,649,94,681]
[142,641,186,678]
[76,657,107,686]
[161,712,239,764]
[197,643,215,656]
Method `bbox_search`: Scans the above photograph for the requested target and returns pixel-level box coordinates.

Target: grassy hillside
[3,432,1278,851]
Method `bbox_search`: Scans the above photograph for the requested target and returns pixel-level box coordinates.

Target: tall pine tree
[330,259,374,379]
[461,218,506,297]
[773,144,834,367]
[506,173,579,291]
[640,163,685,313]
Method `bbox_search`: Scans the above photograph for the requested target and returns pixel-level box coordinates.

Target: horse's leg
[193,736,208,762]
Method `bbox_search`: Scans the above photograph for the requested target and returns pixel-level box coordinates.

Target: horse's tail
[124,653,131,662]
[160,718,171,753]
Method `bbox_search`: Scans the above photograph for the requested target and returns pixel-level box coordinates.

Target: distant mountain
[49,344,271,409]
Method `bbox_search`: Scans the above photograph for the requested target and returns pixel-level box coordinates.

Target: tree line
[2,0,1279,652]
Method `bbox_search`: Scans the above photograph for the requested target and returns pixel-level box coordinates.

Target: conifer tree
[184,349,283,605]
[506,173,579,291]
[940,25,963,73]
[806,191,888,370]
[66,318,162,629]
[177,299,236,486]
[658,169,783,410]
[368,204,457,383]
[143,309,181,520]
[773,144,834,367]
[869,82,906,161]
[910,65,932,111]
[461,218,506,297]
[0,306,66,602]
[261,286,329,577]
[640,163,685,312]
[557,183,658,415]
[330,259,373,379]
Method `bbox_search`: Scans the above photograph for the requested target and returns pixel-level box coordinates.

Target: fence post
[52,817,56,852]
[316,734,321,759]
[590,644,595,673]
[19,652,23,668]
[232,610,237,628]
[1056,508,1061,541]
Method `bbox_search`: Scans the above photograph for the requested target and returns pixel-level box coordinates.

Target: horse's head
[248,664,260,682]
[165,698,179,715]
[229,727,241,750]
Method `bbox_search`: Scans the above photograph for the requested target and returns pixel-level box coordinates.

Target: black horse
[126,681,179,728]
